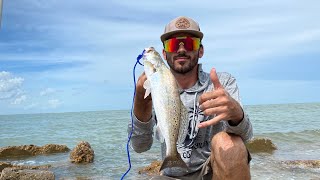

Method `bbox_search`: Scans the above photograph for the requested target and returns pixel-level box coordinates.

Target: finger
[198,114,226,128]
[202,106,227,116]
[136,73,151,99]
[210,68,222,90]
[137,73,148,87]
[199,89,224,105]
[199,92,216,105]
[139,72,147,82]
[199,98,223,111]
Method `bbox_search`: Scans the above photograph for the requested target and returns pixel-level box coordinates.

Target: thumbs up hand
[198,68,244,128]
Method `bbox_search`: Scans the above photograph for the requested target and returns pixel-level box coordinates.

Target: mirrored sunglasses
[164,36,201,53]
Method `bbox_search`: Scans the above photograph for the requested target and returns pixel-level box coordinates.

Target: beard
[166,52,199,74]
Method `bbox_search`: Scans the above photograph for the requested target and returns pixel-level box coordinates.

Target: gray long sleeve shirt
[129,64,253,177]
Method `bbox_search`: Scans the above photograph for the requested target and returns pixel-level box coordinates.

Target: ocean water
[0,103,320,179]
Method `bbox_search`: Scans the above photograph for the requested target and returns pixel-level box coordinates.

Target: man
[129,16,253,180]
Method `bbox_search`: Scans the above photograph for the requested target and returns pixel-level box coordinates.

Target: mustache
[174,54,190,60]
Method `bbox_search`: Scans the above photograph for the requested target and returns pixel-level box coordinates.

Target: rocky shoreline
[0,141,94,180]
[1,138,319,179]
[138,138,320,176]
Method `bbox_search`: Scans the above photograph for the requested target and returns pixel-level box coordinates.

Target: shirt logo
[183,105,204,147]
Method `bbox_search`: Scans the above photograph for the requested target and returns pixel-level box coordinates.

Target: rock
[0,144,70,159]
[0,162,12,172]
[0,167,54,180]
[0,161,51,173]
[138,160,162,176]
[283,160,320,168]
[0,145,34,157]
[9,164,50,171]
[40,144,70,154]
[69,141,94,163]
[246,138,277,153]
[59,176,108,180]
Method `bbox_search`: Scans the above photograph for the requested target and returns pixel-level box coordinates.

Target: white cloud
[0,71,24,100]
[40,88,57,96]
[47,99,62,108]
[24,102,38,110]
[11,95,27,105]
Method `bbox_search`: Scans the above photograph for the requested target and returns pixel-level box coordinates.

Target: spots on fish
[173,118,178,131]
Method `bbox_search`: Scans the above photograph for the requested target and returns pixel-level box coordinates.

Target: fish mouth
[144,47,161,58]
[145,47,156,53]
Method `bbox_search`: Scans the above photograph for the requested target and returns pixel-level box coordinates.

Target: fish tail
[160,155,188,171]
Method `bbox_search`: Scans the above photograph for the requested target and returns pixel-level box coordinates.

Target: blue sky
[0,0,319,114]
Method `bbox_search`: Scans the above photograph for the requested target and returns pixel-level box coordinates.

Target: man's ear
[198,45,204,58]
[162,49,167,60]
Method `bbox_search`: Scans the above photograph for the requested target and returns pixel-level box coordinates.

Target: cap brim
[160,30,203,42]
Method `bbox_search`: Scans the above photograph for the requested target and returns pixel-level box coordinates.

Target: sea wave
[259,129,320,143]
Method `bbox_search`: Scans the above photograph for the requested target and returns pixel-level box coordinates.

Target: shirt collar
[178,63,210,93]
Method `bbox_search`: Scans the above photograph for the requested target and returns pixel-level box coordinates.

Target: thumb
[210,68,222,90]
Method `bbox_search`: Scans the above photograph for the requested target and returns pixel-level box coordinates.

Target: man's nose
[177,43,187,54]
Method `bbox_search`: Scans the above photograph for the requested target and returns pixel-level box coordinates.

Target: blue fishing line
[121,49,145,180]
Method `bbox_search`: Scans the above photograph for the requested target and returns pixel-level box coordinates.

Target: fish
[142,47,189,172]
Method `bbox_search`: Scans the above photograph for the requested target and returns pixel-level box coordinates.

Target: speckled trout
[142,47,189,171]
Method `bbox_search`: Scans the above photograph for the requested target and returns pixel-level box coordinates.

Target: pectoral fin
[143,79,151,99]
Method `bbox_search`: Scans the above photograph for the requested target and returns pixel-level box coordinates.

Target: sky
[0,0,319,115]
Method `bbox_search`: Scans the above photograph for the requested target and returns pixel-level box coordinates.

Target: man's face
[163,33,203,74]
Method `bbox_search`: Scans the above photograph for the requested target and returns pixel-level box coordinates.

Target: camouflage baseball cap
[160,16,203,42]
